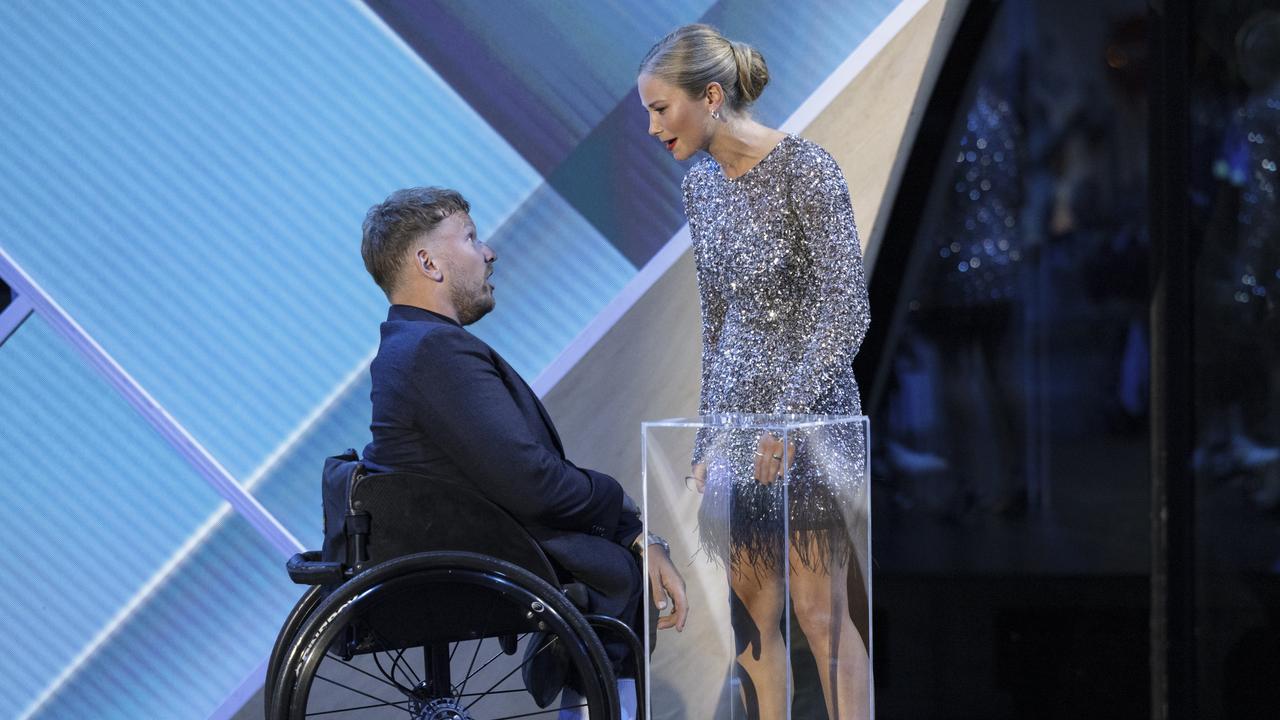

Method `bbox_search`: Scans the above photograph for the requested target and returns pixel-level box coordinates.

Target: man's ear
[417,248,444,282]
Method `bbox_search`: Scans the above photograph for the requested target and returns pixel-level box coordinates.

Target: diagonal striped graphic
[0,0,541,481]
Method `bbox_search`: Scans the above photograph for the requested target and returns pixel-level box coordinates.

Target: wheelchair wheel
[270,551,618,719]
[265,585,327,717]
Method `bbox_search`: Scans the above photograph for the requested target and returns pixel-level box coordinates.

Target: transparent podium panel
[642,414,872,720]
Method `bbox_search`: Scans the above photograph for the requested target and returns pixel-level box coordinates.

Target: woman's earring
[712,110,721,121]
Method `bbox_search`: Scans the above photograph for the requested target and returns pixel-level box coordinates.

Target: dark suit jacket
[363,304,642,573]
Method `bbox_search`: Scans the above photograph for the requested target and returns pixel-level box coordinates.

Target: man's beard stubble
[450,274,494,326]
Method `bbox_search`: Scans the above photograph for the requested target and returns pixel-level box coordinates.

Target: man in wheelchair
[356,186,687,718]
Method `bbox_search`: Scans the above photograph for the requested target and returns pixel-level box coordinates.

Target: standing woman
[638,25,871,720]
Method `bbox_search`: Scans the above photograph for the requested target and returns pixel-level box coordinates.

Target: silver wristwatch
[646,531,670,555]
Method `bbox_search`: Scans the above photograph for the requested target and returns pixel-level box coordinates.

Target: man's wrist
[643,531,670,556]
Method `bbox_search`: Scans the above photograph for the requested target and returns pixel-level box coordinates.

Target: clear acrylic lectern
[642,414,872,719]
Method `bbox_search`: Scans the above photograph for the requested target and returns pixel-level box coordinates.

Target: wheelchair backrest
[321,451,560,586]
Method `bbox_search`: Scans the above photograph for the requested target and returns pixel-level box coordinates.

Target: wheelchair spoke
[454,688,527,698]
[457,633,529,687]
[313,674,413,716]
[304,698,412,716]
[485,705,588,720]
[393,647,422,687]
[364,626,405,682]
[325,652,409,695]
[455,594,498,703]
[372,649,417,694]
[462,639,557,713]
[360,625,426,695]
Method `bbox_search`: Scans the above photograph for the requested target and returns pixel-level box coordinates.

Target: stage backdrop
[0,1,900,717]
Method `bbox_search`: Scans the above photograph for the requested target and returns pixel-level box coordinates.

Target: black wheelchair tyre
[265,584,326,718]
[269,551,619,720]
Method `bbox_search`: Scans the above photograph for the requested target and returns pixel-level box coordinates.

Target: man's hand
[645,544,688,632]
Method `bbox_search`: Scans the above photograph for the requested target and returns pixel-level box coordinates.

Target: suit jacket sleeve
[409,327,626,537]
[611,486,643,547]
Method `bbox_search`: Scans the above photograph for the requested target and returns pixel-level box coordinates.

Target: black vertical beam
[858,0,1001,416]
[1148,1,1195,719]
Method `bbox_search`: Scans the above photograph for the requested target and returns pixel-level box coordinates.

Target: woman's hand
[689,463,707,493]
[753,433,796,484]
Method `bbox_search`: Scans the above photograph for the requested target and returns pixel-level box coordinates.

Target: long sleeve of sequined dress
[684,175,727,466]
[777,147,870,414]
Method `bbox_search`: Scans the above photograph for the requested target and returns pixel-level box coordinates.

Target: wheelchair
[265,452,646,719]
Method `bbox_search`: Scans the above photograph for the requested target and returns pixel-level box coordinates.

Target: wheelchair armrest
[287,550,346,586]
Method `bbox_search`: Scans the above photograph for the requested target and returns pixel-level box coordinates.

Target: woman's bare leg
[730,562,788,720]
[789,543,870,720]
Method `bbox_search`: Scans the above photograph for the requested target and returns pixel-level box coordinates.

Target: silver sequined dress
[682,134,871,570]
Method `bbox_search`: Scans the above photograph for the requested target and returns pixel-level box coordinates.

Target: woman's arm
[685,172,726,465]
[776,147,871,413]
